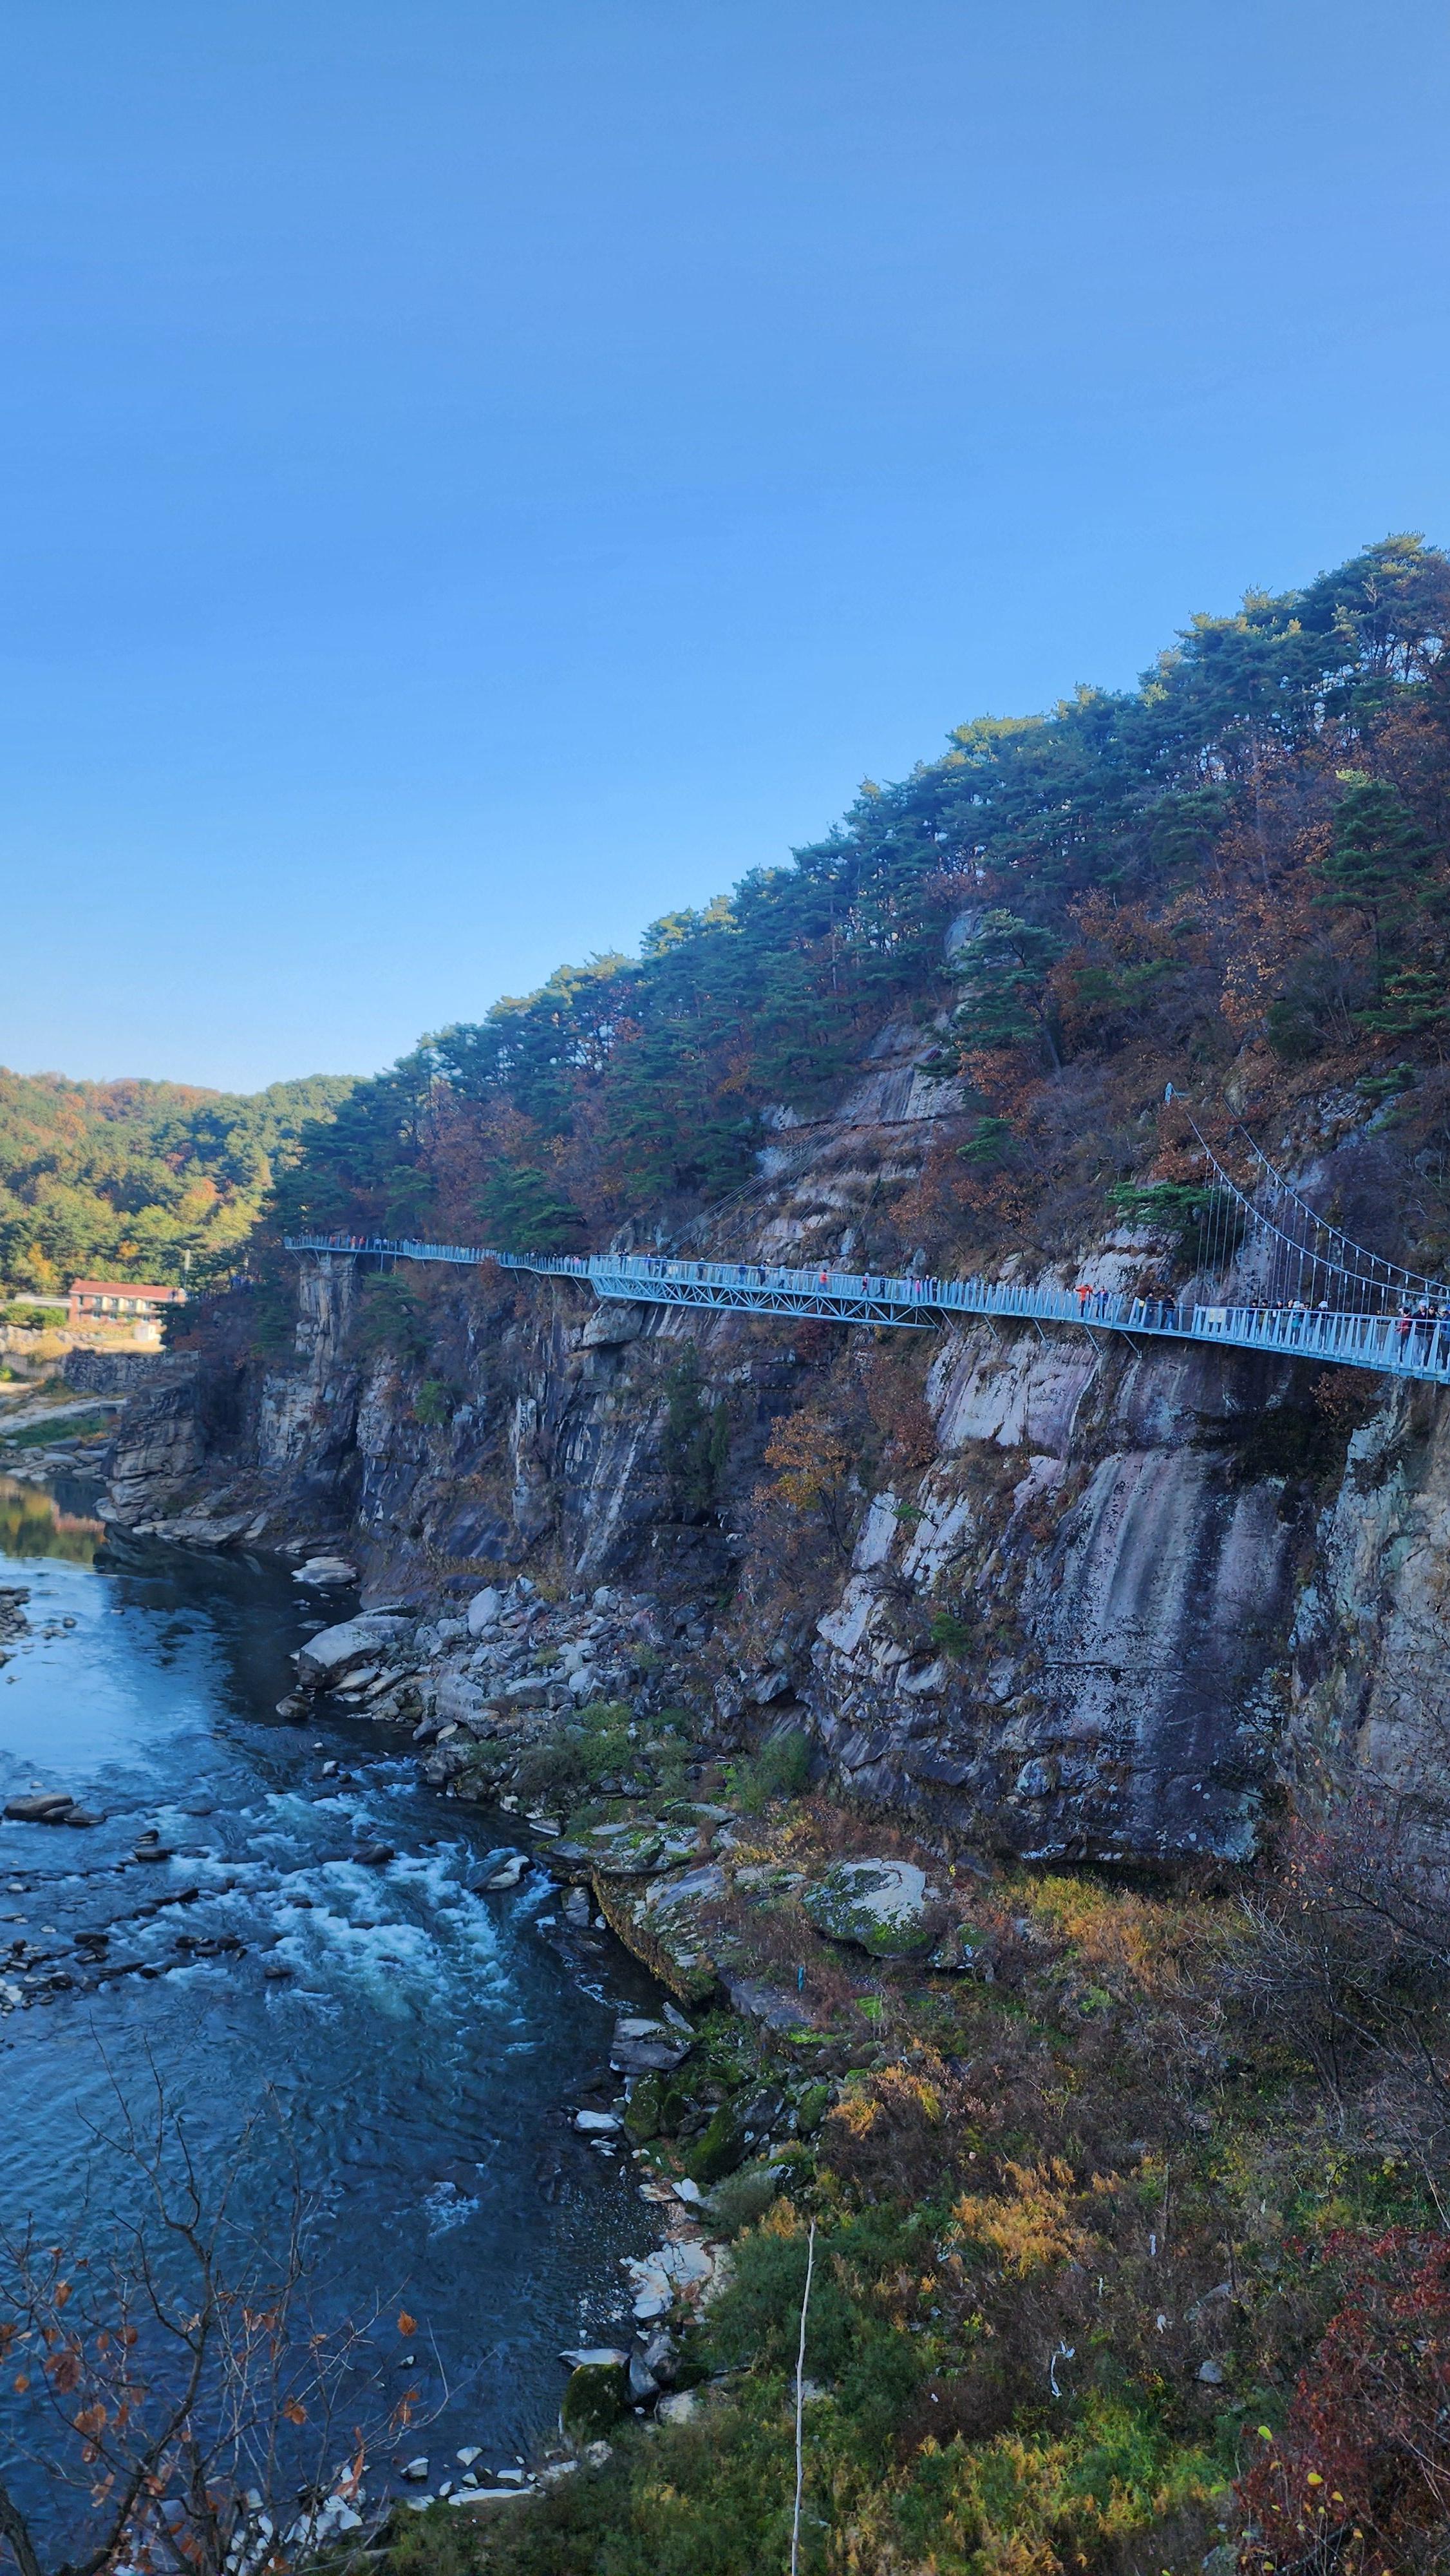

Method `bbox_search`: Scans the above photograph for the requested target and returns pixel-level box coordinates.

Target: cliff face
[104,1016,1450,1873]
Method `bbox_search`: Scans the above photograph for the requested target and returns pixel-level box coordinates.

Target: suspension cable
[1185,1119,1450,1307]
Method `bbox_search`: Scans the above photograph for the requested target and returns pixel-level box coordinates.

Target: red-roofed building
[66,1278,187,1328]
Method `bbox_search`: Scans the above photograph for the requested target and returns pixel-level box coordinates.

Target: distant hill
[0,1068,356,1294]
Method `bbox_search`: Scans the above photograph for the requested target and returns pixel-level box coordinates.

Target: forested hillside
[0,1069,355,1294]
[106,537,1450,2576]
[268,535,1450,1273]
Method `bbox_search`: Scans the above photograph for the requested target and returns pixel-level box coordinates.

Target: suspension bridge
[284,1128,1450,1388]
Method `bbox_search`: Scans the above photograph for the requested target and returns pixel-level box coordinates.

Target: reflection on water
[0,1474,105,1564]
[0,1483,659,2546]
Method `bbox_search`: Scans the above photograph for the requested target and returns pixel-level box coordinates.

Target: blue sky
[4,0,1449,1093]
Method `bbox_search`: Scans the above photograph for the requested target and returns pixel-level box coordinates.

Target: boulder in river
[4,1792,75,1823]
[478,1853,527,1891]
[294,1616,414,1692]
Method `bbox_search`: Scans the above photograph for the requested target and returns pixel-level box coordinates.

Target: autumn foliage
[1236,2231,1450,2575]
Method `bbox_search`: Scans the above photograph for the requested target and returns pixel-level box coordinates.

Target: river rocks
[479,1853,527,1890]
[292,1556,357,1586]
[560,2344,629,2369]
[801,1857,938,1956]
[432,1673,495,1733]
[0,1587,29,1663]
[355,1843,395,1867]
[141,1508,257,1548]
[420,1743,473,1790]
[619,2072,677,2141]
[294,1615,415,1691]
[4,1792,75,1823]
[572,2109,621,2135]
[589,1823,699,1878]
[623,2238,715,2321]
[609,2014,693,2078]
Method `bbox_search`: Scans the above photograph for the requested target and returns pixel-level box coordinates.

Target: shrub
[352,1273,431,1363]
[511,1735,587,1810]
[928,1606,974,1658]
[726,1728,811,1813]
[412,1376,455,1426]
[706,2163,784,2239]
[1235,2230,1450,2570]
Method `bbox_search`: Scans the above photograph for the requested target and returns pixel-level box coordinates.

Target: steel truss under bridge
[285,1188,1450,1386]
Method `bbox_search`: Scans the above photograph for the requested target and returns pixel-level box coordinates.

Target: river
[0,1472,659,2533]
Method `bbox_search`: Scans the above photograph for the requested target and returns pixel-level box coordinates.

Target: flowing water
[0,1473,659,2531]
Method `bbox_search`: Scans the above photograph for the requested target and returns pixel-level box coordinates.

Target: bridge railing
[281,1237,1450,1383]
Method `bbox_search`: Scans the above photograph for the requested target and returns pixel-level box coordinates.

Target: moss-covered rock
[624,2074,665,2141]
[801,1857,937,1957]
[683,2099,751,2185]
[795,2080,832,2136]
[683,2082,788,2183]
[560,2360,629,2446]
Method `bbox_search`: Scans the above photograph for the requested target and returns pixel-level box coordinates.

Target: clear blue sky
[4,1,1448,1094]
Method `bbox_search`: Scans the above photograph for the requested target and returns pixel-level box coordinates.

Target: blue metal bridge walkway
[285,1122,1450,1390]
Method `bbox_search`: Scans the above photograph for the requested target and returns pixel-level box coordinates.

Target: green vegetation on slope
[0,1068,356,1296]
[263,536,1450,1275]
[376,1783,1450,2576]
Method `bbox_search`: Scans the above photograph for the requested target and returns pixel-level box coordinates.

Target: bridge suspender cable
[1186,1121,1450,1314]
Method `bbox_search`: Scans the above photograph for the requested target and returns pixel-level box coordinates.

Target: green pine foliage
[259,536,1450,1260]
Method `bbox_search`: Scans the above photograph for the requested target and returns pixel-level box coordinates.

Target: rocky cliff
[102,1012,1450,1875]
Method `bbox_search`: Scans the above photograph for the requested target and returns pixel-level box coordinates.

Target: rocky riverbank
[276,1580,1031,2502]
